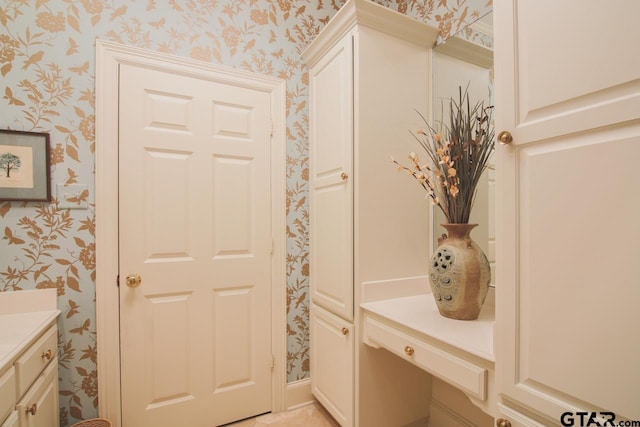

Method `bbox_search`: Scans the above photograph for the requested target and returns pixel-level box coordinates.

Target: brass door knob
[341,327,349,335]
[126,274,142,288]
[341,172,349,181]
[496,419,512,427]
[404,345,415,356]
[498,130,513,145]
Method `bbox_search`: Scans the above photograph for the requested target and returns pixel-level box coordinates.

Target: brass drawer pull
[341,327,349,335]
[42,349,52,361]
[404,345,415,356]
[496,419,512,427]
[26,403,38,416]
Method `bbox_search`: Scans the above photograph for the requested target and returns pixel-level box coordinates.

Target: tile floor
[225,401,340,427]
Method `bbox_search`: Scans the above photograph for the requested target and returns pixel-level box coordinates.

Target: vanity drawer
[1,411,18,427]
[15,325,57,397]
[0,366,16,424]
[17,358,59,427]
[363,314,487,400]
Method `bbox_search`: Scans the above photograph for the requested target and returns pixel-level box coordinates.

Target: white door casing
[495,0,640,422]
[95,40,286,426]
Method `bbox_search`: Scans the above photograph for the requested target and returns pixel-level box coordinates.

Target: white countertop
[0,289,60,369]
[360,293,495,361]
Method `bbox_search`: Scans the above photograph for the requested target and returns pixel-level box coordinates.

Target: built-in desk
[361,293,496,417]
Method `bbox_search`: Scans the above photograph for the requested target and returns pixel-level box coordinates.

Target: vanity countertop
[0,289,60,370]
[360,293,495,362]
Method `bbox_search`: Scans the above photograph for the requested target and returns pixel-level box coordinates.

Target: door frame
[95,39,287,427]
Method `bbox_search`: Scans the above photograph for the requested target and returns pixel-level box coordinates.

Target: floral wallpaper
[454,10,493,48]
[0,0,491,425]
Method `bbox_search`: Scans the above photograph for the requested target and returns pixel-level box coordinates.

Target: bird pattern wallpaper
[0,0,491,424]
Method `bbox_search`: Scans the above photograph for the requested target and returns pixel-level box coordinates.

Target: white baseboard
[429,378,494,427]
[285,379,314,410]
[429,398,475,427]
[403,417,429,427]
[429,396,496,427]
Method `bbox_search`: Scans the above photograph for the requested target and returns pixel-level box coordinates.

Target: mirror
[431,12,495,286]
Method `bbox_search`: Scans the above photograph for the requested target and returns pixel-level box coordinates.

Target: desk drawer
[0,367,16,424]
[15,325,57,397]
[363,314,486,400]
[1,411,18,427]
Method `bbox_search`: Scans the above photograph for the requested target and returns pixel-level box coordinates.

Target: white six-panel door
[118,62,273,427]
[495,0,640,423]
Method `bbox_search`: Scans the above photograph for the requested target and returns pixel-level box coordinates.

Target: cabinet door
[495,0,640,423]
[309,35,354,321]
[16,359,59,427]
[310,303,354,427]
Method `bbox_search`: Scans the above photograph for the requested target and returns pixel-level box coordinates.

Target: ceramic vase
[429,223,490,320]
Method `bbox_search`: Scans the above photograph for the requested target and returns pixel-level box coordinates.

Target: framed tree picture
[0,129,51,202]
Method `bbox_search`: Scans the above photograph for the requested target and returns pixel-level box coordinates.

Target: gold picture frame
[0,129,51,202]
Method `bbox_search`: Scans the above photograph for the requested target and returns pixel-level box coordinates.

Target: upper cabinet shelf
[302,0,439,68]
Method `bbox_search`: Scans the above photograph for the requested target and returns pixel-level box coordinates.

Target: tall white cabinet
[303,1,439,425]
[305,1,640,426]
[494,1,640,425]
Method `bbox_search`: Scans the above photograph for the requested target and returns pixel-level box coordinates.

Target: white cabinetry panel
[0,367,15,424]
[305,1,438,425]
[503,0,640,144]
[0,411,18,427]
[495,0,640,424]
[309,35,354,321]
[17,359,59,427]
[310,304,354,427]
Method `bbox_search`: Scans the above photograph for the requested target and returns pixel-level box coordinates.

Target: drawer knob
[496,419,512,427]
[404,345,415,356]
[42,349,53,361]
[341,327,349,335]
[341,172,349,181]
[26,403,38,416]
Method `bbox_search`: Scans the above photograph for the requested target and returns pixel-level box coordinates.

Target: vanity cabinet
[303,0,439,425]
[0,367,17,426]
[1,412,18,427]
[494,1,640,425]
[1,326,59,427]
[0,290,60,427]
[16,355,59,427]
